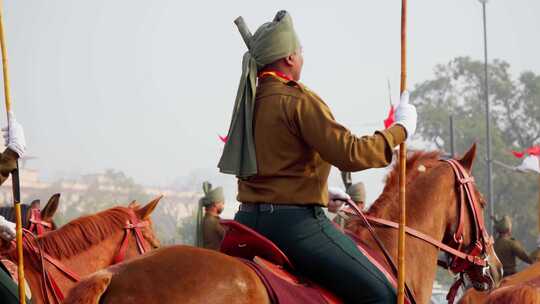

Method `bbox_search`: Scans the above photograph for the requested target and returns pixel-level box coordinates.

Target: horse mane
[37,206,135,259]
[368,150,443,215]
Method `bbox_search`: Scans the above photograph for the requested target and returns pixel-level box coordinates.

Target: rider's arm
[512,240,534,264]
[291,93,406,172]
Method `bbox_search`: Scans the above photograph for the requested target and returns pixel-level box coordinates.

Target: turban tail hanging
[218,10,301,178]
[196,181,225,247]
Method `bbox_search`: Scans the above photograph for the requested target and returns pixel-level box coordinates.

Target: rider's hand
[328,187,350,213]
[394,90,417,139]
[2,111,26,158]
[328,199,345,213]
[0,215,15,242]
[328,187,350,201]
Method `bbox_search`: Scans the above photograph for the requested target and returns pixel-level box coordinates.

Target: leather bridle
[112,210,150,264]
[28,208,53,236]
[11,208,151,304]
[342,159,495,304]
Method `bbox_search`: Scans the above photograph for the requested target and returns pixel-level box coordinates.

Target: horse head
[443,144,503,294]
[8,196,163,304]
[128,196,163,252]
[27,193,61,235]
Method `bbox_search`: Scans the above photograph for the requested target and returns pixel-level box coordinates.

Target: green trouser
[0,265,32,304]
[235,206,396,304]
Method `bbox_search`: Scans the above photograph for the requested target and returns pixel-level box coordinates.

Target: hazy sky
[2,0,539,205]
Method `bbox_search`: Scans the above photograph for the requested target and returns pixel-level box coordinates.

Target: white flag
[516,155,540,174]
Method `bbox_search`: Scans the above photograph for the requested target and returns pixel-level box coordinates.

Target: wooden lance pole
[0,2,26,303]
[397,0,408,303]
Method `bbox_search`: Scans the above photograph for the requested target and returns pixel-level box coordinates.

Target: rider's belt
[238,203,311,213]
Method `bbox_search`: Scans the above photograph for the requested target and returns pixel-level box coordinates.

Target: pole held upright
[397,0,408,303]
[0,3,26,303]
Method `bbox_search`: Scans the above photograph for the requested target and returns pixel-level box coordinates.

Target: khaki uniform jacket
[238,76,406,206]
[0,149,17,185]
[494,235,533,276]
[202,213,225,251]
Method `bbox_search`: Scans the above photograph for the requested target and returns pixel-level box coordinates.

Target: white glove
[0,215,15,241]
[393,91,417,139]
[328,187,350,201]
[2,111,26,158]
[328,187,350,213]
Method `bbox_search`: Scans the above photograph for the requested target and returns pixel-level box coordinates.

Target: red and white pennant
[513,145,540,174]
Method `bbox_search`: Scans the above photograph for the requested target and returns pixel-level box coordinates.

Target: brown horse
[64,145,503,304]
[460,262,540,304]
[7,196,162,304]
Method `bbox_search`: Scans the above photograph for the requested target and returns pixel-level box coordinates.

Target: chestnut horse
[0,193,61,235]
[64,145,503,304]
[7,196,162,304]
[460,262,540,304]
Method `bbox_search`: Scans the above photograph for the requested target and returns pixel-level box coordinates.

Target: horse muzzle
[464,262,496,292]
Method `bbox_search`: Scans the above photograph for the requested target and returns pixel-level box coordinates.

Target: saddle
[220,220,409,304]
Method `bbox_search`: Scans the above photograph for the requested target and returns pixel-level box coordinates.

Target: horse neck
[22,228,130,304]
[362,167,455,303]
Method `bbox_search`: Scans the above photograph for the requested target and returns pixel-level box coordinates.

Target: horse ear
[136,195,163,219]
[30,199,40,209]
[128,200,138,208]
[458,144,477,173]
[41,193,61,220]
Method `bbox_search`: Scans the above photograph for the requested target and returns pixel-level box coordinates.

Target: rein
[344,199,417,304]
[341,159,493,304]
[348,215,488,268]
[12,209,150,304]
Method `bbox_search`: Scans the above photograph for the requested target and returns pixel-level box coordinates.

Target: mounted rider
[0,112,29,303]
[493,215,533,276]
[196,181,226,250]
[218,10,417,303]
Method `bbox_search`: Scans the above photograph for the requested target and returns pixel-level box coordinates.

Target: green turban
[347,182,366,203]
[196,181,225,247]
[218,10,301,178]
[494,215,512,234]
[199,181,224,207]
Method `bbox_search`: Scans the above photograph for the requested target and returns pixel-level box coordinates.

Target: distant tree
[412,57,539,250]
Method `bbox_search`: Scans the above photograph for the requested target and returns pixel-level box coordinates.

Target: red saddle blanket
[242,257,338,304]
[220,220,409,304]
